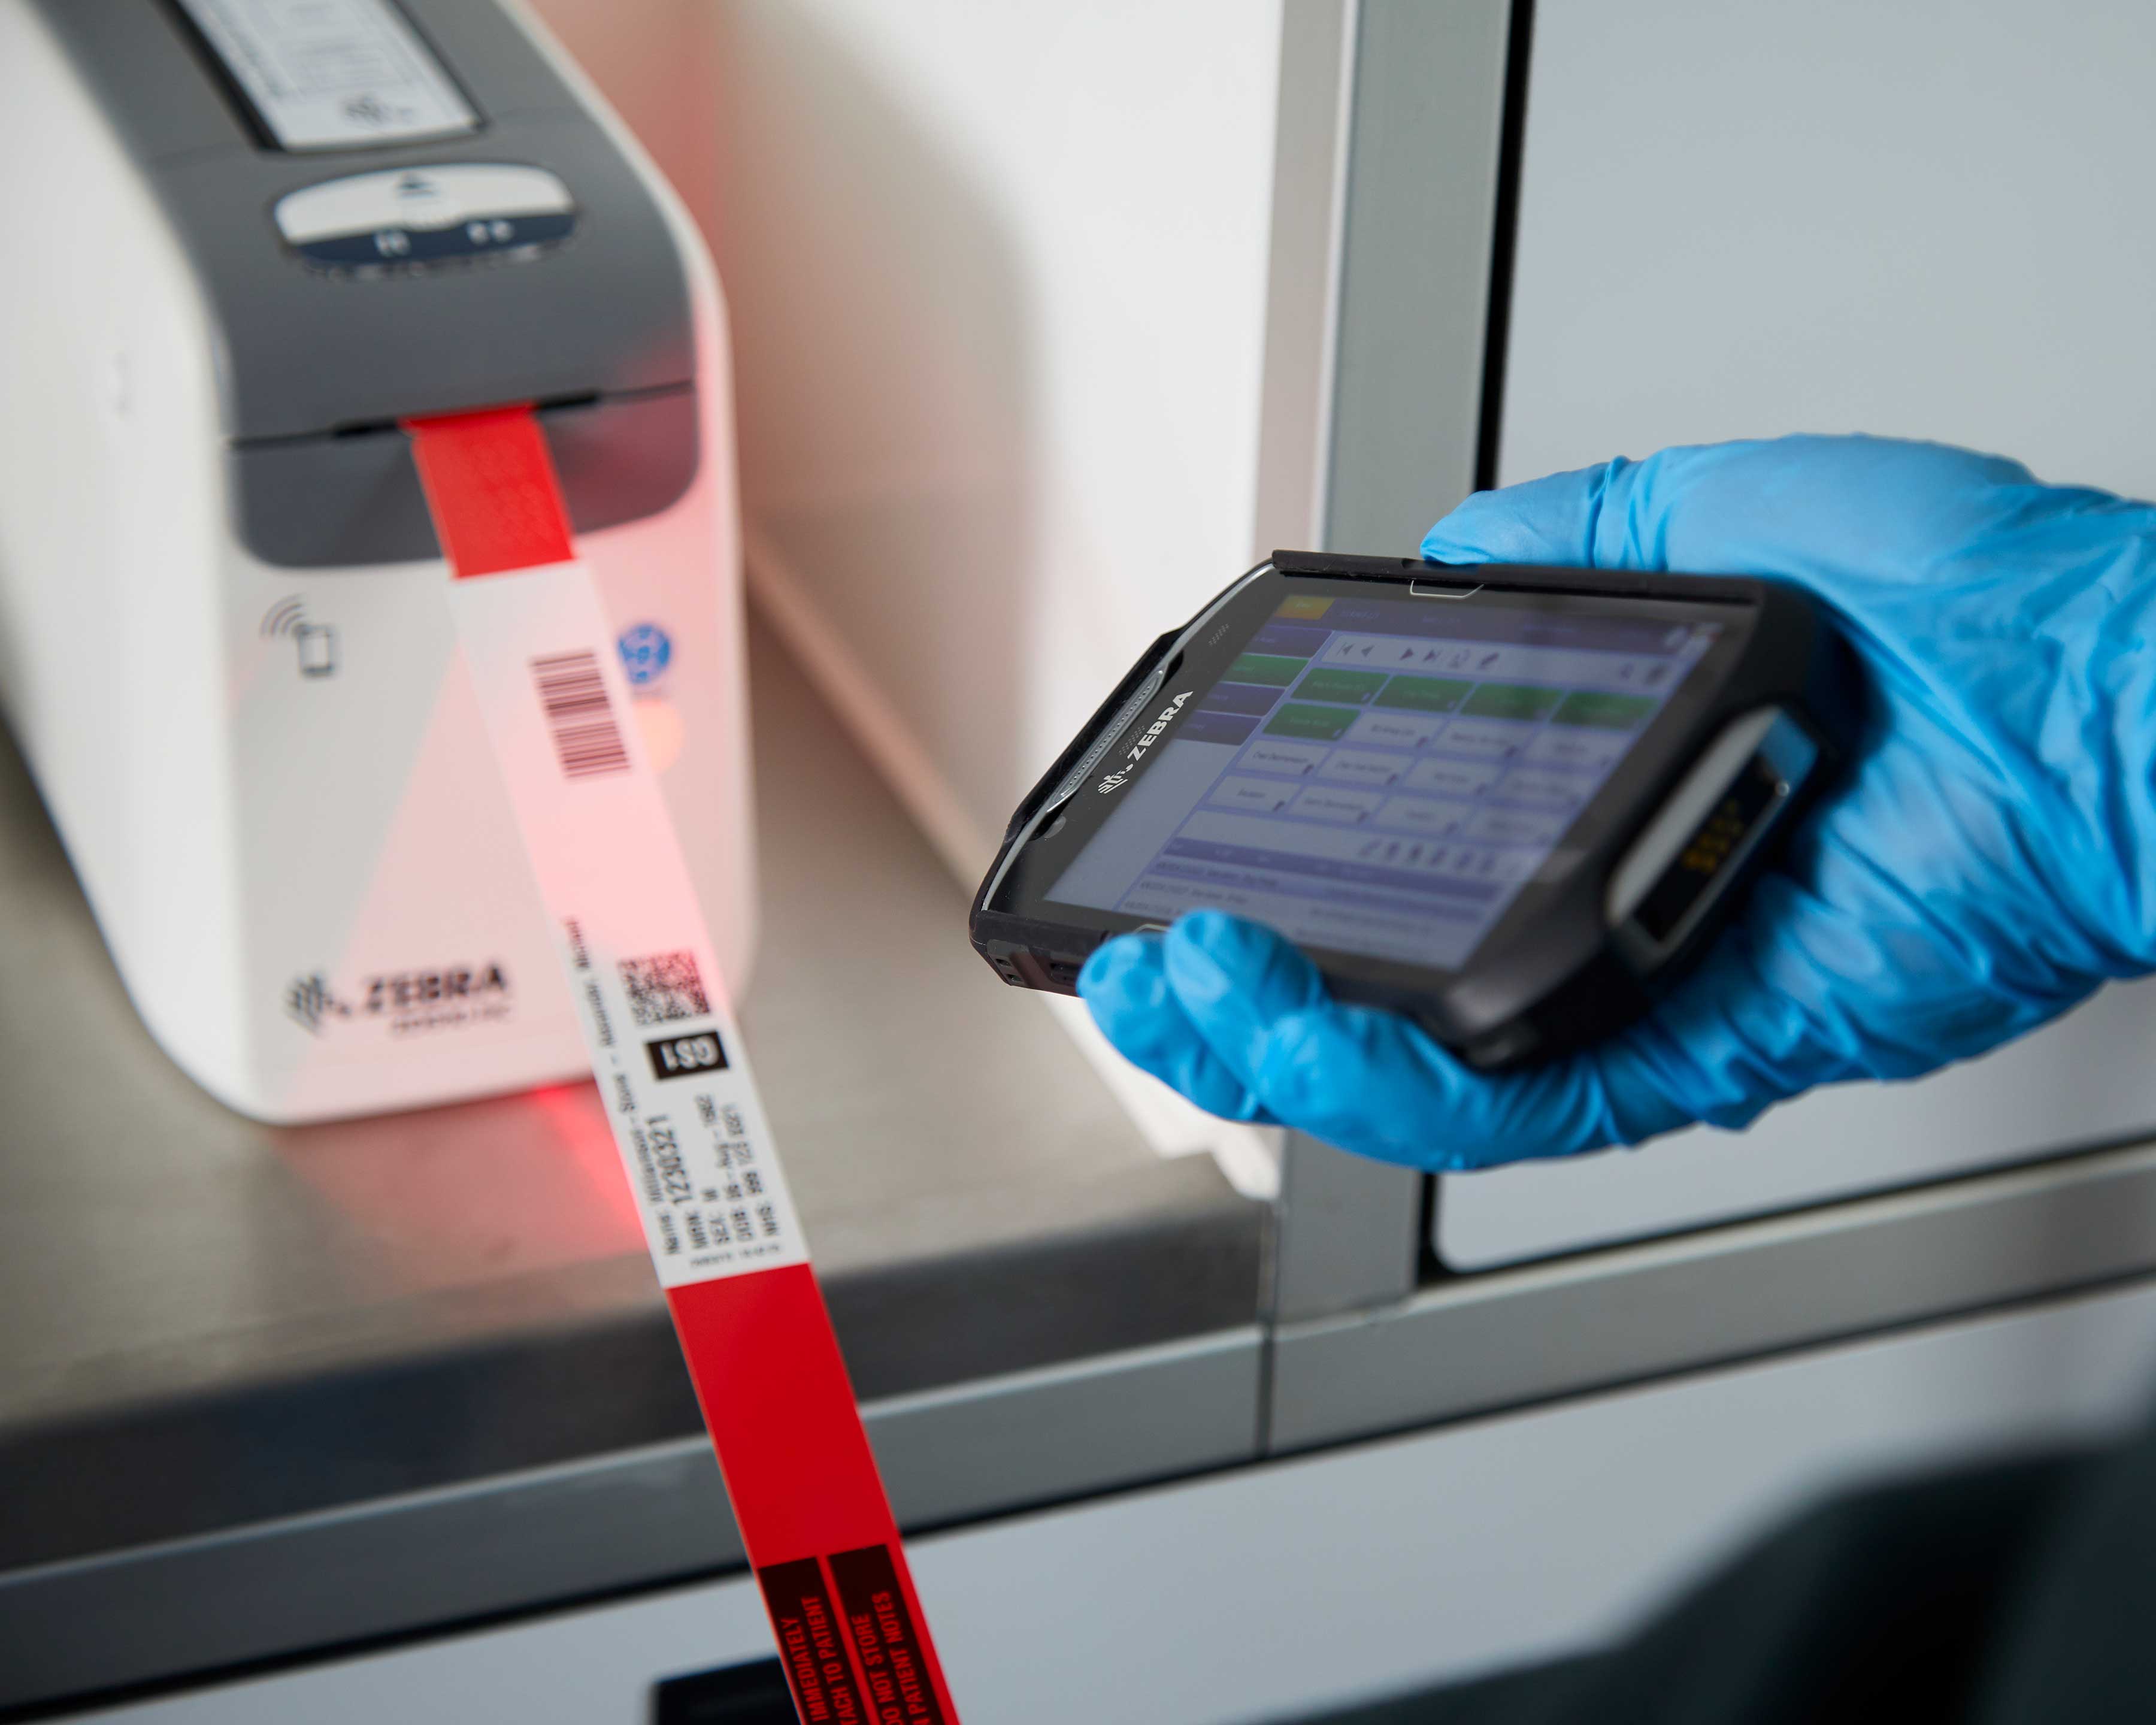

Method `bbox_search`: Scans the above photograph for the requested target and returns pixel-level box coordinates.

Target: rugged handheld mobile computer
[970,552,1861,1069]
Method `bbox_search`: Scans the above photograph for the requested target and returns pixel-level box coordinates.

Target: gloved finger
[1421,435,2076,599]
[1159,910,1642,1170]
[1418,460,1633,568]
[1156,909,1328,1078]
[1077,933,1276,1124]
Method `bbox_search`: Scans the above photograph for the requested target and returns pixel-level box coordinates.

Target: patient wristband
[407,405,961,1725]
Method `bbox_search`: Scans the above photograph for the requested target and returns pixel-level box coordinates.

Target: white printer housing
[0,0,755,1122]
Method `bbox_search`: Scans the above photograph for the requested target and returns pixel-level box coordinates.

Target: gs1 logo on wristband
[647,1030,728,1081]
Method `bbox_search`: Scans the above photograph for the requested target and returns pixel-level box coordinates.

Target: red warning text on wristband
[407,405,960,1725]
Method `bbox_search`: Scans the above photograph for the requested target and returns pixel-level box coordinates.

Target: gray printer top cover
[32,0,695,443]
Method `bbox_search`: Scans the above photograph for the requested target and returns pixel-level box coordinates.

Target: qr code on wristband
[619,951,710,1025]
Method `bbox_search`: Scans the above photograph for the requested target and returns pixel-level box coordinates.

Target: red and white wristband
[407,406,960,1725]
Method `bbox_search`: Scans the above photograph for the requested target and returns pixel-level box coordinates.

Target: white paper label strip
[449,560,808,1287]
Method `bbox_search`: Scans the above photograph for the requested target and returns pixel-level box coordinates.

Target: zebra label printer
[0,0,755,1122]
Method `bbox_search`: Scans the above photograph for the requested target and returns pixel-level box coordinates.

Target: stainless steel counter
[0,618,1266,1711]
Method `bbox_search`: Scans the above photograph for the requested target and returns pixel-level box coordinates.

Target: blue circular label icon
[617,622,673,688]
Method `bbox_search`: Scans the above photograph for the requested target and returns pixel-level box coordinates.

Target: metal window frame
[1258,0,1520,1328]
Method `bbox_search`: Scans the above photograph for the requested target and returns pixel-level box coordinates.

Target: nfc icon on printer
[0,0,756,1122]
[261,598,338,679]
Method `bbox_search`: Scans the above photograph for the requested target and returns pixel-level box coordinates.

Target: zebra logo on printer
[1097,691,1194,794]
[283,973,350,1034]
[283,963,511,1036]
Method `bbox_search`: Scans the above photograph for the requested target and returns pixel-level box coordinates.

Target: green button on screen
[1462,683,1563,722]
[1294,667,1388,706]
[1373,676,1473,713]
[1264,703,1358,742]
[1552,690,1660,730]
[1225,653,1306,688]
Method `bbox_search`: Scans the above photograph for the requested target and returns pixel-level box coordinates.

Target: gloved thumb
[1159,910,1330,1085]
[1160,911,1623,1169]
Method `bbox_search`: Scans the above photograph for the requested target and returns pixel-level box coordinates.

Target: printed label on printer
[175,0,480,153]
[449,560,809,1285]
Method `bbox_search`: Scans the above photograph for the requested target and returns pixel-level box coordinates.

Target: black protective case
[971,552,1861,1069]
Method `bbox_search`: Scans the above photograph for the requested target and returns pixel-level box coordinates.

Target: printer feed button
[274,164,578,274]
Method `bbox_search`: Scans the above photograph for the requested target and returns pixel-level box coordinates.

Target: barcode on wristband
[531,650,630,780]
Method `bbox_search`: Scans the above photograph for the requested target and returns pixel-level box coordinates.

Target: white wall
[700,1,1285,880]
[1498,0,2156,496]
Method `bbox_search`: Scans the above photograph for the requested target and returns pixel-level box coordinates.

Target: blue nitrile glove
[1079,435,2156,1171]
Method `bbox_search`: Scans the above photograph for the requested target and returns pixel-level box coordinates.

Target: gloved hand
[1079,435,2156,1170]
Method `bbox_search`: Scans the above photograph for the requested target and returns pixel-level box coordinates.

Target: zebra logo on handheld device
[1097,691,1193,793]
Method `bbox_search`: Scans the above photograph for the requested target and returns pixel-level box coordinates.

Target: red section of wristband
[680,1267,962,1721]
[404,406,575,576]
[676,1269,961,1717]
[667,1266,895,1558]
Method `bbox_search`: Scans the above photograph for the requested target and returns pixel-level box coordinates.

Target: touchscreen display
[1047,592,1722,970]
